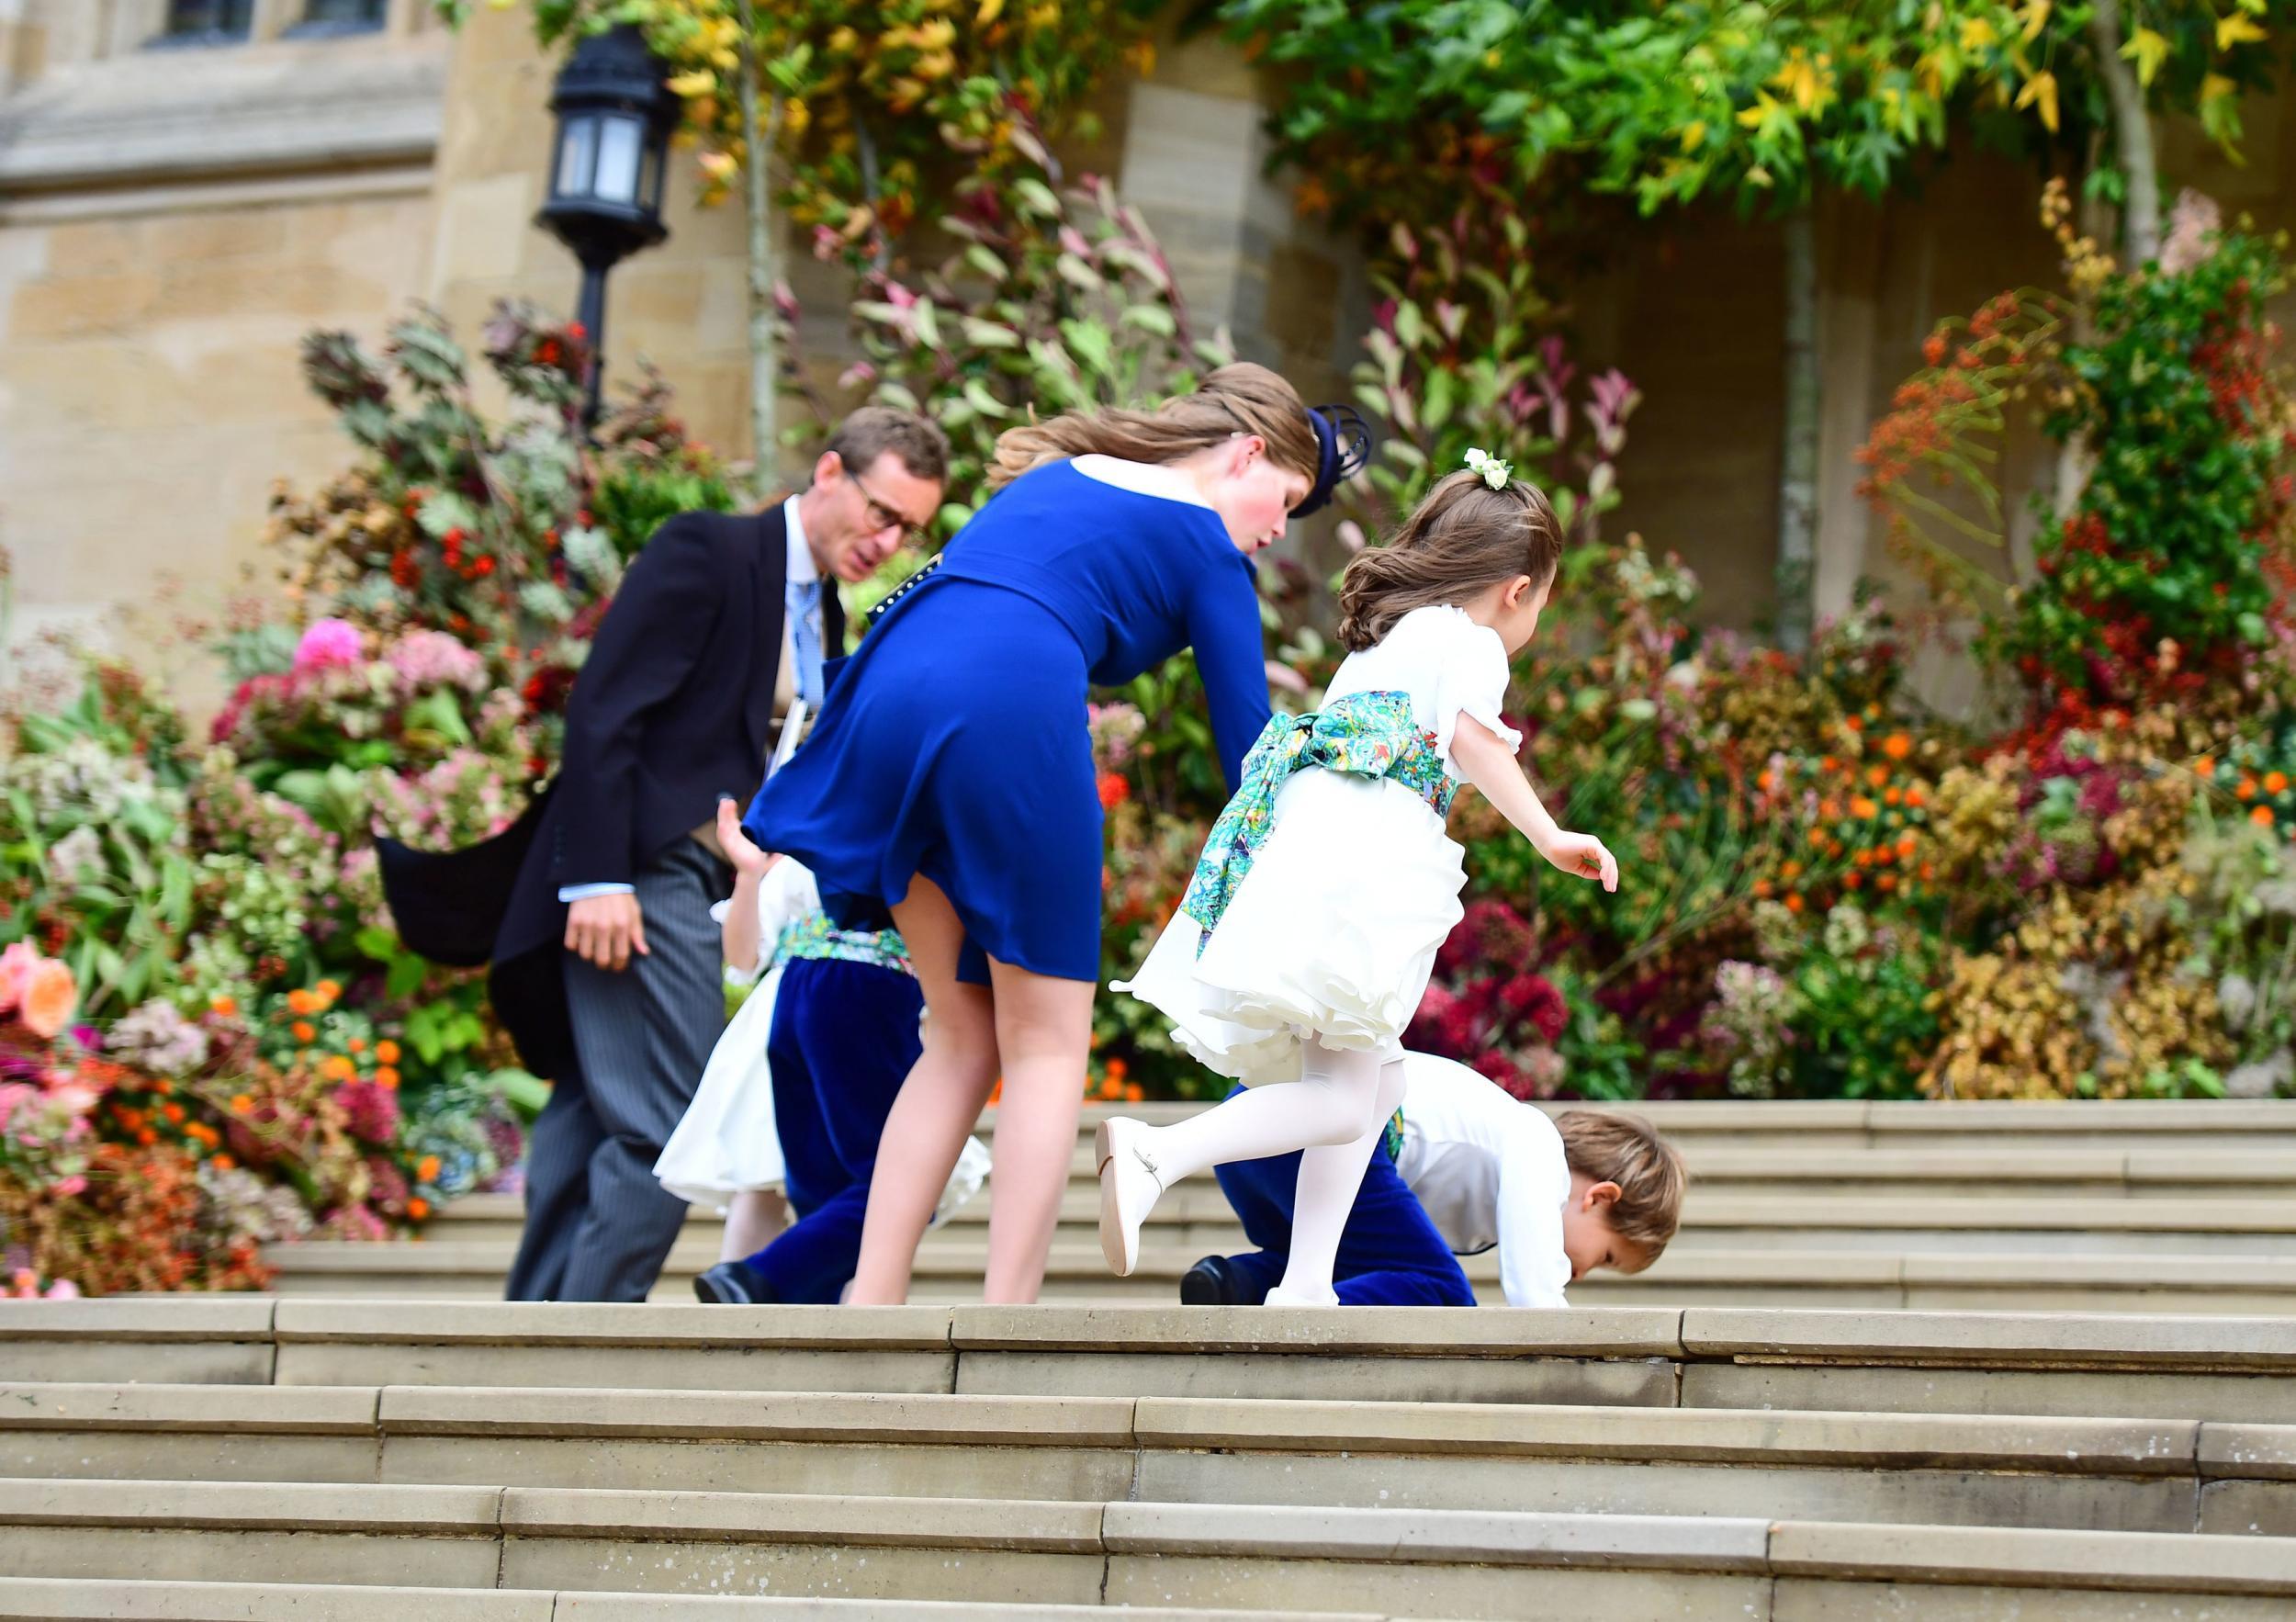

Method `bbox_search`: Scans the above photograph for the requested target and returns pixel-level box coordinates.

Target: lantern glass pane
[594,116,644,206]
[640,139,664,213]
[555,115,599,202]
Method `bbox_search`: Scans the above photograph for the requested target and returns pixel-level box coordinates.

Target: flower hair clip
[1463,447,1512,490]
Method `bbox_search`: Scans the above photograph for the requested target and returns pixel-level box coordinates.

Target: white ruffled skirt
[1115,772,1467,1085]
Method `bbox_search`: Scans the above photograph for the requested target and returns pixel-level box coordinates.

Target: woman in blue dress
[746,363,1365,1302]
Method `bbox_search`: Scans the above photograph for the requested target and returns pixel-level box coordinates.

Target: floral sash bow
[773,912,914,977]
[1179,690,1457,954]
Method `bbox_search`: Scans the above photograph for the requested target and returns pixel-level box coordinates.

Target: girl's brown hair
[985,363,1320,493]
[1335,470,1563,651]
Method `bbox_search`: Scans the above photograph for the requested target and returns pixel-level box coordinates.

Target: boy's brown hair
[1555,1109,1686,1260]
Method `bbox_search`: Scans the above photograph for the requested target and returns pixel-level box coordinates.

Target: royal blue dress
[745,459,1273,985]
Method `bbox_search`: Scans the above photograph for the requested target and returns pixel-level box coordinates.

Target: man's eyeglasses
[848,467,931,547]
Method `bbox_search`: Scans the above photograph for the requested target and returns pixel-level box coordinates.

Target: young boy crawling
[1179,1051,1685,1308]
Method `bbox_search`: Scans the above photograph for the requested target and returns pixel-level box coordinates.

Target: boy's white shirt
[1392,1052,1573,1309]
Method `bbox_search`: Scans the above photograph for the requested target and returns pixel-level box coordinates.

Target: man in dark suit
[384,407,947,1302]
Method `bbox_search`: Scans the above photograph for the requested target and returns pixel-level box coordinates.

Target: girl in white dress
[1106,457,1619,1304]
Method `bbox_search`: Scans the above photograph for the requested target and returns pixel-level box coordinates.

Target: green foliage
[789,158,1232,549]
[457,0,1162,254]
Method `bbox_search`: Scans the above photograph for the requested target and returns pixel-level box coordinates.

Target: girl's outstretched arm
[1450,716,1619,893]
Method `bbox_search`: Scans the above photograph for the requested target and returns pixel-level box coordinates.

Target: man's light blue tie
[790,578,825,708]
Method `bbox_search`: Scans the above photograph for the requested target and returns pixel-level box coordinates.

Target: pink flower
[1497,973,1569,1045]
[42,1279,79,1301]
[51,1176,85,1199]
[337,1079,400,1146]
[0,941,37,1018]
[385,630,487,693]
[292,617,365,674]
[21,958,78,1040]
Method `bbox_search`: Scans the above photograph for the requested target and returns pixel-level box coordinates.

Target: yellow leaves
[2015,68,2059,132]
[783,98,810,138]
[2018,0,2051,44]
[2122,26,2169,87]
[827,26,859,53]
[916,17,957,51]
[1680,118,1706,153]
[1126,38,1155,77]
[2202,70,2240,104]
[976,0,1005,22]
[1769,48,1836,117]
[696,150,737,182]
[666,69,720,98]
[1736,90,1780,130]
[1958,16,1998,52]
[914,50,956,82]
[2218,12,2268,50]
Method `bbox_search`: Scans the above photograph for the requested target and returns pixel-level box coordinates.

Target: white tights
[1137,1039,1406,1303]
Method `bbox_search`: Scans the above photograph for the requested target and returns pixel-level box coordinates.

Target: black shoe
[1179,1255,1244,1306]
[693,1260,775,1304]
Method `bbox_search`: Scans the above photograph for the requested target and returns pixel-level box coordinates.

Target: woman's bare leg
[847,876,998,1304]
[718,1188,791,1262]
[982,960,1096,1302]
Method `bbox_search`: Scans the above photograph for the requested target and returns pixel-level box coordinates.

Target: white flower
[2225,1050,2292,1098]
[1462,447,1511,490]
[2218,973,2258,1031]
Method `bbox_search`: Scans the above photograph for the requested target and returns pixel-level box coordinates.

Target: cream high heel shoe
[1095,1117,1163,1277]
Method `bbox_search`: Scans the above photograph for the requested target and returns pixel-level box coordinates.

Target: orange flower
[1820,798,1841,819]
[1919,862,1936,881]
[20,958,78,1039]
[287,988,316,1016]
[1781,861,1802,880]
[376,1040,400,1065]
[1097,772,1131,810]
[1844,872,1864,891]
[291,1021,316,1043]
[211,1155,235,1172]
[1753,878,1773,897]
[1757,769,1778,793]
[1884,787,1901,806]
[162,1103,185,1124]
[1850,796,1879,819]
[316,978,342,1004]
[320,1055,355,1083]
[1122,1084,1145,1103]
[1807,828,1829,849]
[2269,772,2290,795]
[230,1094,253,1115]
[1784,894,1806,913]
[2253,805,2276,828]
[1865,765,1888,789]
[1105,1057,1129,1082]
[1896,834,1919,859]
[417,1155,441,1182]
[375,1066,400,1090]
[2237,778,2257,800]
[1905,787,1927,809]
[407,1199,431,1222]
[137,1127,157,1146]
[209,995,238,1019]
[1844,715,1863,732]
[1883,733,1912,760]
[347,1038,366,1054]
[1876,873,1898,892]
[2195,756,2217,778]
[1820,756,1840,774]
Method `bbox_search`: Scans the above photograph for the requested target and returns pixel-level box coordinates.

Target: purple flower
[293,618,365,674]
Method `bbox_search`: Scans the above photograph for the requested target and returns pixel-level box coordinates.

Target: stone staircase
[1,1297,2293,1617]
[3,1100,2290,1617]
[264,1099,2296,1312]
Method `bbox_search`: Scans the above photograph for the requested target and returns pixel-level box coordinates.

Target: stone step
[3,1478,2293,1619]
[250,1235,2296,1314]
[999,1099,2296,1153]
[426,1190,2296,1255]
[10,1301,2294,1422]
[0,1580,1356,1622]
[4,1380,2286,1536]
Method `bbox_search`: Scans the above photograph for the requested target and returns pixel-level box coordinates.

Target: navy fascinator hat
[1290,403,1375,517]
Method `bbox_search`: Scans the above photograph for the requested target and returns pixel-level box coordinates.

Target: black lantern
[537,24,679,426]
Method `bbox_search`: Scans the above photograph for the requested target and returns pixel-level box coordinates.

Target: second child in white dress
[1107,461,1618,1303]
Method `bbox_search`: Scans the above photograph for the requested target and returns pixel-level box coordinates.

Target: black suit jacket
[377,503,843,1078]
